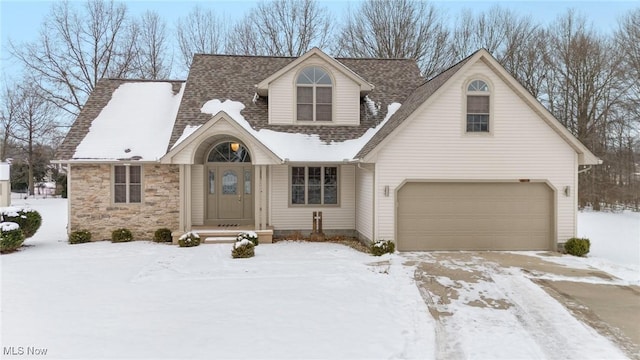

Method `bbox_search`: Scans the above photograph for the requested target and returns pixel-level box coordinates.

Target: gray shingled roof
[57,53,426,160]
[167,54,424,151]
[56,79,185,160]
[355,51,476,159]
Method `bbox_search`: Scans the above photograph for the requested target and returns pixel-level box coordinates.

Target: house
[54,48,599,251]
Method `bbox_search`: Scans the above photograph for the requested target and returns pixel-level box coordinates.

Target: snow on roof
[199,99,401,162]
[73,82,185,161]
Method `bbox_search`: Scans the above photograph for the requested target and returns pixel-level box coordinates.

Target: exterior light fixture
[230,142,240,152]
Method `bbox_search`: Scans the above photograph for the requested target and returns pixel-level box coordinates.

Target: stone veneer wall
[69,164,180,241]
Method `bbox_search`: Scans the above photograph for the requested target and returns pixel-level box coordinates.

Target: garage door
[397,182,553,251]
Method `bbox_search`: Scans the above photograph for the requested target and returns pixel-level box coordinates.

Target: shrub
[69,230,92,244]
[111,228,133,243]
[0,222,25,253]
[154,228,173,243]
[1,207,42,239]
[237,231,258,246]
[232,239,255,258]
[178,232,200,247]
[370,240,395,256]
[564,237,590,257]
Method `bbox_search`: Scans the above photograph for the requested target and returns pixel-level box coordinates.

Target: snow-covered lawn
[1,197,433,359]
[2,197,637,359]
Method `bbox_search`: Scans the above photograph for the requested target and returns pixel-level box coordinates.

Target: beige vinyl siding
[356,165,374,241]
[268,56,360,126]
[170,118,276,165]
[270,164,356,230]
[374,60,577,243]
[191,165,204,225]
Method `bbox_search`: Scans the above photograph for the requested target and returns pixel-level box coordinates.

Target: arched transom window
[296,66,332,122]
[207,141,251,162]
[466,79,490,132]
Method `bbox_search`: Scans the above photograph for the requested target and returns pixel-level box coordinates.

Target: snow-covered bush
[69,230,92,244]
[178,232,200,247]
[232,239,255,258]
[370,240,395,256]
[0,222,25,253]
[111,228,133,243]
[237,231,258,246]
[564,237,590,257]
[1,207,42,239]
[153,228,173,243]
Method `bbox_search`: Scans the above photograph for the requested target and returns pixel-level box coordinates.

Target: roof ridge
[103,78,186,82]
[193,53,297,59]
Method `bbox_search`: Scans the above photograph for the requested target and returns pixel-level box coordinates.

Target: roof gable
[255,47,373,97]
[357,49,599,165]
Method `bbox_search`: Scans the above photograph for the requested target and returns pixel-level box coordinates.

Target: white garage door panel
[397,182,553,251]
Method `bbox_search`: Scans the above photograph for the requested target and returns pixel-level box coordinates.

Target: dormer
[255,48,374,126]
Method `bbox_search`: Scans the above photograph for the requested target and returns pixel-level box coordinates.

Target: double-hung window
[114,165,142,203]
[291,166,338,205]
[466,79,490,132]
[296,67,332,122]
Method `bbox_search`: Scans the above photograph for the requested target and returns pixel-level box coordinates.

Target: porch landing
[173,226,274,245]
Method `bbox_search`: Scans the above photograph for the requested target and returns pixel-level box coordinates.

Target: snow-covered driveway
[406,251,632,360]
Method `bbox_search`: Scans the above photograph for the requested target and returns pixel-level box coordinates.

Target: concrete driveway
[403,251,640,360]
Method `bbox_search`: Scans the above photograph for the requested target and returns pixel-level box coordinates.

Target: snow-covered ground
[1,197,637,359]
[1,197,433,359]
[575,210,640,284]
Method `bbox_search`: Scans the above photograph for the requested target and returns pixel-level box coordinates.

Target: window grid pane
[467,96,489,113]
[323,167,338,204]
[114,166,126,184]
[129,185,141,203]
[316,87,331,103]
[114,184,126,203]
[297,87,313,103]
[466,114,489,132]
[291,167,305,204]
[297,104,313,121]
[129,166,141,184]
[308,167,321,204]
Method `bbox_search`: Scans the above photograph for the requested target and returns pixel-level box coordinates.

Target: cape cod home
[54,48,599,251]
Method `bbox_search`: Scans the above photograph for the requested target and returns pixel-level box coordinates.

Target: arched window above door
[207,141,251,162]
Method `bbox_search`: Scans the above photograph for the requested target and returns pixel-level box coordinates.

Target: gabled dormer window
[297,66,332,122]
[466,79,490,132]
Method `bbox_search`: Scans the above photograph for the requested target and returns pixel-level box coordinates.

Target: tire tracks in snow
[410,253,628,360]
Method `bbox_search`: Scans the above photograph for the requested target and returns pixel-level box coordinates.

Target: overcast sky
[1,0,638,79]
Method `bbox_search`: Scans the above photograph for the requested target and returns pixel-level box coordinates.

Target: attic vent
[124,148,131,153]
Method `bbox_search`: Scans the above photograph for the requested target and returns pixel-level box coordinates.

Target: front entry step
[172,227,274,245]
[203,236,237,244]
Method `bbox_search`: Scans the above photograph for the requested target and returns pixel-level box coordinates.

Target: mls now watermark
[3,346,49,356]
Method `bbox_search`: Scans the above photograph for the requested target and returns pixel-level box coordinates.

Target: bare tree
[543,10,627,208]
[0,80,21,161]
[226,0,332,56]
[11,82,59,195]
[134,11,172,79]
[615,8,640,209]
[176,6,227,71]
[9,0,137,117]
[335,0,449,78]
